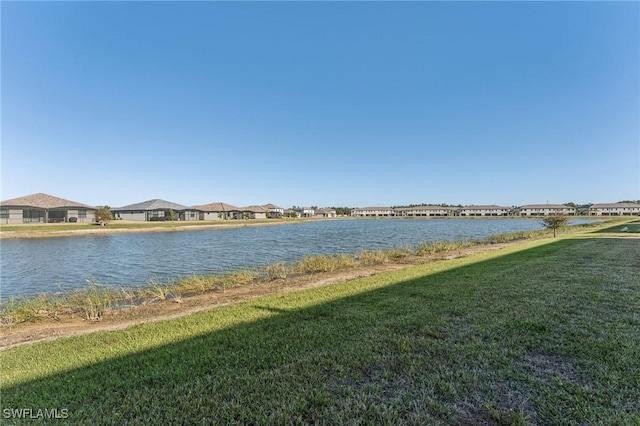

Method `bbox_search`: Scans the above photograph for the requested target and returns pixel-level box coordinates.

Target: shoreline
[0,215,609,240]
[0,219,305,239]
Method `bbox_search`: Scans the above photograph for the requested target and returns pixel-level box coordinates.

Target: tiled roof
[0,193,96,209]
[191,202,240,212]
[113,199,189,211]
[519,204,572,209]
[262,203,283,210]
[461,205,511,210]
[590,203,640,209]
[396,206,457,211]
[241,205,267,213]
[353,207,392,211]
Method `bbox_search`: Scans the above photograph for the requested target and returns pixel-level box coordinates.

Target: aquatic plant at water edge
[67,280,117,321]
[263,262,289,281]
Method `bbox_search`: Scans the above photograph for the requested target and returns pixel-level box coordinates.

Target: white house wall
[460,210,509,216]
[590,207,640,216]
[115,211,147,221]
[200,212,226,220]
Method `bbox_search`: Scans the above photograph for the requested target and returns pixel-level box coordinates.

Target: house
[394,206,457,217]
[517,204,576,216]
[589,203,640,216]
[315,208,337,218]
[112,199,197,221]
[459,205,511,217]
[295,207,315,218]
[191,202,240,220]
[262,203,284,218]
[282,209,297,218]
[0,193,97,224]
[351,207,393,217]
[240,205,268,219]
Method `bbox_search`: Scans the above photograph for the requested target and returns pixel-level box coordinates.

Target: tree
[95,206,112,226]
[331,207,353,216]
[541,215,569,238]
[168,209,176,221]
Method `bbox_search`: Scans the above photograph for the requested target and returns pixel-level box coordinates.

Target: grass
[594,219,640,234]
[1,234,639,424]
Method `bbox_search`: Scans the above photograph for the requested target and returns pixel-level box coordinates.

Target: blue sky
[2,2,638,208]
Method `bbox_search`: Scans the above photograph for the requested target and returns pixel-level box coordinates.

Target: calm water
[1,218,594,297]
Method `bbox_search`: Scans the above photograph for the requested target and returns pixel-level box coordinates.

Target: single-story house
[262,203,284,218]
[240,205,268,219]
[589,203,640,216]
[394,206,457,217]
[517,204,576,216]
[112,199,198,221]
[351,207,393,217]
[459,205,512,217]
[191,202,241,220]
[0,193,97,224]
[315,208,337,218]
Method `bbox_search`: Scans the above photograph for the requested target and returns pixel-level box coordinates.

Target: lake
[0,218,595,298]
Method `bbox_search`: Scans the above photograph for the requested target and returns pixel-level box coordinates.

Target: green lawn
[1,236,639,424]
[595,219,640,235]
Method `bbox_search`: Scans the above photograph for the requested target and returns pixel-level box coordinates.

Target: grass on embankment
[1,236,639,424]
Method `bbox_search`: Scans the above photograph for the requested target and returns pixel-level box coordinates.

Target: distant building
[517,204,576,216]
[351,207,393,217]
[394,206,457,217]
[113,199,197,221]
[589,203,640,216]
[262,203,284,218]
[459,205,511,217]
[283,209,298,218]
[315,208,337,218]
[191,202,240,220]
[240,205,268,219]
[0,193,96,224]
[295,207,316,218]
